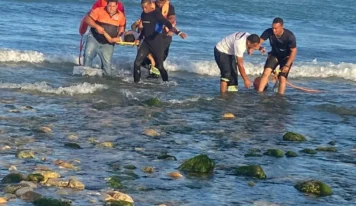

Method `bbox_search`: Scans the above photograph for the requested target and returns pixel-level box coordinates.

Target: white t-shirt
[216,32,250,57]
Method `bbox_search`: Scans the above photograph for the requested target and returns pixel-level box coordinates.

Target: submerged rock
[300,149,317,154]
[222,113,235,120]
[123,165,136,170]
[244,148,262,157]
[54,160,77,170]
[142,167,155,173]
[167,171,183,179]
[283,132,306,142]
[1,173,26,184]
[105,200,134,206]
[263,149,284,158]
[295,180,333,196]
[285,151,298,157]
[235,165,266,179]
[33,170,61,182]
[316,147,337,152]
[143,97,162,107]
[143,129,160,137]
[37,126,52,134]
[107,176,123,189]
[67,134,78,141]
[96,142,114,148]
[157,152,177,161]
[20,191,42,202]
[16,150,35,159]
[27,174,45,182]
[45,179,69,187]
[15,187,33,197]
[178,154,215,174]
[33,198,72,206]
[4,183,29,194]
[105,191,134,204]
[67,178,85,190]
[328,141,336,146]
[248,181,256,187]
[64,143,82,149]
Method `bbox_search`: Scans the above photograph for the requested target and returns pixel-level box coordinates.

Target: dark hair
[107,0,118,3]
[273,17,284,25]
[124,34,136,42]
[141,0,151,4]
[247,34,260,44]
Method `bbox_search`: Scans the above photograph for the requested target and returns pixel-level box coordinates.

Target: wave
[1,49,356,82]
[0,82,108,96]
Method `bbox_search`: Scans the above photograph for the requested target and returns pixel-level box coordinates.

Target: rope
[78,36,84,66]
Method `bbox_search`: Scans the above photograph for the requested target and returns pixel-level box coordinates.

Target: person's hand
[96,26,104,34]
[259,46,266,54]
[134,39,140,46]
[167,31,174,37]
[244,78,251,89]
[179,32,187,39]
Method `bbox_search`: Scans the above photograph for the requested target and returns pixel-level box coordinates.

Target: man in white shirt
[214,32,261,92]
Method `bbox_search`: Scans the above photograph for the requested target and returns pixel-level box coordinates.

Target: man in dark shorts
[258,17,297,95]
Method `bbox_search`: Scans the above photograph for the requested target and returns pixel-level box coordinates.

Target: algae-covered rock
[142,166,155,173]
[96,142,114,148]
[123,165,136,170]
[295,180,333,196]
[300,148,317,154]
[143,97,161,107]
[27,174,44,182]
[4,183,29,194]
[285,151,298,157]
[64,143,82,149]
[235,165,266,179]
[316,147,337,152]
[20,191,42,202]
[106,200,134,206]
[1,173,26,184]
[263,149,284,158]
[248,181,256,187]
[283,132,306,142]
[67,178,85,190]
[108,176,123,189]
[157,153,177,161]
[244,148,262,157]
[33,198,72,206]
[33,171,61,182]
[178,154,215,174]
[16,150,35,159]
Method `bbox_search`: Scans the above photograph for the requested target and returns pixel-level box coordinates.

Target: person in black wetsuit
[258,17,297,95]
[133,0,181,83]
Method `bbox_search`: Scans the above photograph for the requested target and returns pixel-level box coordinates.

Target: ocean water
[0,0,356,205]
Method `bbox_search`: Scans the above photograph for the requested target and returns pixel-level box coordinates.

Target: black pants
[214,47,238,86]
[141,35,172,69]
[134,37,168,82]
[264,53,292,78]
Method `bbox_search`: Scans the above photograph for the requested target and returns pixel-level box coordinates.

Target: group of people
[81,0,297,95]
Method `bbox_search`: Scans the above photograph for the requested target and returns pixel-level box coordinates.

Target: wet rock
[67,134,78,141]
[20,191,42,202]
[27,174,45,182]
[105,200,134,206]
[4,193,16,200]
[248,181,256,187]
[56,189,69,196]
[64,142,82,149]
[300,148,317,154]
[106,191,134,203]
[244,148,262,157]
[15,187,33,197]
[328,141,336,146]
[9,165,17,171]
[20,106,34,110]
[142,166,155,173]
[8,109,20,113]
[33,198,72,206]
[263,149,284,158]
[54,160,77,170]
[20,181,37,189]
[4,183,29,194]
[45,179,69,187]
[316,147,337,152]
[33,170,61,182]
[283,132,306,142]
[67,178,85,190]
[96,142,114,148]
[88,137,100,145]
[107,176,123,189]
[222,113,235,120]
[178,154,215,174]
[0,197,7,204]
[1,173,26,183]
[295,180,333,196]
[167,171,183,179]
[37,126,52,134]
[5,104,16,109]
[235,165,266,179]
[143,129,160,137]
[157,152,177,161]
[1,145,11,150]
[285,151,298,157]
[123,165,136,170]
[16,150,35,159]
[143,97,162,107]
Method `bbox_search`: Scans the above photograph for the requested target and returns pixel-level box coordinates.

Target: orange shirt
[89,7,125,27]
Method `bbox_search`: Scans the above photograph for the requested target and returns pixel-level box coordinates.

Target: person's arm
[282,34,297,73]
[147,53,156,67]
[259,29,271,54]
[102,31,121,43]
[154,10,180,36]
[234,41,251,88]
[85,8,104,34]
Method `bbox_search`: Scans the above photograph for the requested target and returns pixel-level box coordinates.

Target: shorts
[214,46,238,86]
[264,53,293,78]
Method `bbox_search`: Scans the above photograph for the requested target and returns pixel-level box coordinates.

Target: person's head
[272,17,284,37]
[106,0,118,15]
[246,34,260,55]
[253,77,269,91]
[124,34,136,42]
[141,0,154,13]
[156,0,168,8]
